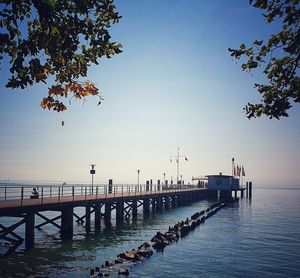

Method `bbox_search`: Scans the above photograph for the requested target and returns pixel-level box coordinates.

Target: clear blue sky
[0,0,299,185]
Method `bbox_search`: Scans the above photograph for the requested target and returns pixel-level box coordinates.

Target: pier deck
[0,183,248,253]
[0,187,204,215]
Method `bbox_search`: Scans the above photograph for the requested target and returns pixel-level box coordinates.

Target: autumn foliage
[0,0,122,114]
[40,81,100,112]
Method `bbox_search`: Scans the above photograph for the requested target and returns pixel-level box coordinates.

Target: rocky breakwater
[89,198,236,277]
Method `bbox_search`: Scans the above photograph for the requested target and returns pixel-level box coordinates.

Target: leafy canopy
[229,0,300,119]
[0,0,122,115]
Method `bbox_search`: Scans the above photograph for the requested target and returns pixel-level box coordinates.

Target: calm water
[0,185,300,277]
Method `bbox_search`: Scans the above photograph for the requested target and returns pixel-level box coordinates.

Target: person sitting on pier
[30,188,39,199]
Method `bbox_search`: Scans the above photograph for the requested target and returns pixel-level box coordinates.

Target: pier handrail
[0,183,203,207]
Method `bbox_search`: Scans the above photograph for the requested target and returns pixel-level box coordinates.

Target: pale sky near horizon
[0,0,299,186]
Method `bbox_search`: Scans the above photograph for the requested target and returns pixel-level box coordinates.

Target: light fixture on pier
[90,164,96,187]
[137,169,140,186]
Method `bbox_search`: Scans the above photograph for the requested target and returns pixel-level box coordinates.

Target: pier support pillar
[94,203,101,231]
[241,189,244,198]
[165,196,170,209]
[249,182,252,199]
[132,199,138,219]
[143,199,150,215]
[116,201,124,221]
[104,202,112,221]
[156,197,162,211]
[246,182,249,198]
[177,194,183,206]
[171,196,177,208]
[25,212,35,249]
[61,207,73,239]
[234,190,237,199]
[85,206,91,232]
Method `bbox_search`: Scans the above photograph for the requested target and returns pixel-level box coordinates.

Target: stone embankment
[89,198,236,277]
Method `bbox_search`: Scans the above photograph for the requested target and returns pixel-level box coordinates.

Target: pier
[0,181,250,253]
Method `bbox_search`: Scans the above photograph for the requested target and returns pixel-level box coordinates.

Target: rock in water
[118,268,129,275]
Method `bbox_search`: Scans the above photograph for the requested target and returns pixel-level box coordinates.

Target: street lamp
[90,164,96,194]
[137,170,140,186]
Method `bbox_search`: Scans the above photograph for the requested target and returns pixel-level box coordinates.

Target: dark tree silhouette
[229,0,299,119]
[0,0,122,115]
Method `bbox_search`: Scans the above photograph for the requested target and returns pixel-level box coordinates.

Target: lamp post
[137,169,140,187]
[90,164,96,194]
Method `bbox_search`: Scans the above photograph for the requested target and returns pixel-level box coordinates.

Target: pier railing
[0,184,203,206]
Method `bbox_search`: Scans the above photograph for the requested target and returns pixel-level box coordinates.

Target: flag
[185,157,188,161]
[242,166,245,176]
[237,165,241,176]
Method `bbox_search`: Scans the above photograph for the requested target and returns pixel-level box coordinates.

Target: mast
[177,147,179,184]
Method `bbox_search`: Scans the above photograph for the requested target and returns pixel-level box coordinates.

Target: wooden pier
[0,182,250,253]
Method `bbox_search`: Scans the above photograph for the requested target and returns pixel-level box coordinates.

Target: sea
[0,185,299,277]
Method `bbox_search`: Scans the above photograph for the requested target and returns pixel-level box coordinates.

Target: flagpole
[177,147,179,185]
[170,147,188,186]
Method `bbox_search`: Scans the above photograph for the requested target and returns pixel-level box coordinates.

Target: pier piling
[25,212,35,249]
[94,203,101,231]
[143,199,150,214]
[61,207,73,239]
[116,201,124,221]
[85,206,91,231]
[249,182,252,199]
[132,200,138,219]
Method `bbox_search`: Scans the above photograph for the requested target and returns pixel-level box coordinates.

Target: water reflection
[0,200,215,277]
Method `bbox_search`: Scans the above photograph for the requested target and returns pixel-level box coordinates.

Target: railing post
[81,185,83,195]
[122,185,123,197]
[21,187,24,206]
[50,186,52,197]
[41,187,44,204]
[96,186,98,199]
[114,186,116,197]
[105,186,107,199]
[58,187,61,203]
[72,186,74,202]
[5,187,7,200]
[62,186,64,197]
[85,186,87,201]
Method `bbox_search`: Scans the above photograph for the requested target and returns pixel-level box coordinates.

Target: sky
[0,0,299,186]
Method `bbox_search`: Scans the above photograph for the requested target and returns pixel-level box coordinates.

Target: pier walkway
[0,183,215,253]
